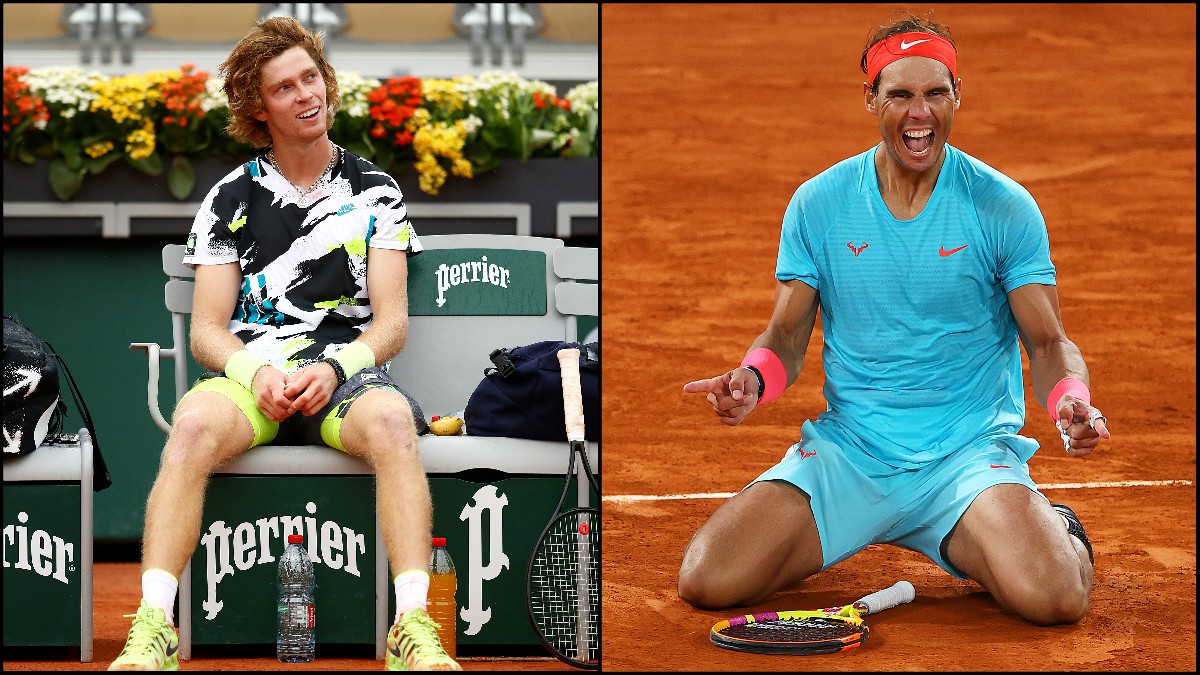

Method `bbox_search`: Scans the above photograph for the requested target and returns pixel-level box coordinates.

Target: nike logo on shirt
[940,245,969,257]
[900,38,932,50]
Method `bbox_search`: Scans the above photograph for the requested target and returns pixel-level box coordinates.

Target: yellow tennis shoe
[385,608,461,671]
[108,599,179,671]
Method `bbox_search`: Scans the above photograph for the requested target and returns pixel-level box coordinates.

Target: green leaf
[167,155,196,200]
[561,134,592,158]
[127,151,164,176]
[587,109,599,140]
[529,128,556,151]
[83,152,123,175]
[32,142,58,159]
[345,131,374,160]
[53,137,83,169]
[48,158,85,201]
[465,146,494,169]
[474,156,503,173]
[510,117,529,161]
[480,128,507,151]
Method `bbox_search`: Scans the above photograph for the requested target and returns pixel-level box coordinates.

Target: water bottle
[277,534,315,662]
[428,537,457,658]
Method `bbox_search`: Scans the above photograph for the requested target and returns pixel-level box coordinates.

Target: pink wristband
[741,348,787,405]
[1046,377,1089,423]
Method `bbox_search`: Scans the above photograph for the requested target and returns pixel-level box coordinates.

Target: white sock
[394,569,430,622]
[142,569,178,626]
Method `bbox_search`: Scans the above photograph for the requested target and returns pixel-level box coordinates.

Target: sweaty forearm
[1028,337,1090,410]
[750,308,818,387]
[190,320,250,374]
[352,314,408,365]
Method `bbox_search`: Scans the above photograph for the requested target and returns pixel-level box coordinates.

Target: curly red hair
[219,16,341,148]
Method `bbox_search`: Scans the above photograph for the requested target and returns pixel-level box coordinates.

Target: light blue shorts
[749,419,1045,579]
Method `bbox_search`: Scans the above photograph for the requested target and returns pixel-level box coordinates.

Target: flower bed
[3,65,598,200]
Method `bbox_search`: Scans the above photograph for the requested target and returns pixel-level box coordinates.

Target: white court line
[602,479,1194,504]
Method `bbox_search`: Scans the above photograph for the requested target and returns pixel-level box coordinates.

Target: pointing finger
[683,378,720,394]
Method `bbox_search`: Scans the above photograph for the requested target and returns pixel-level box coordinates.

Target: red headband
[866,32,957,85]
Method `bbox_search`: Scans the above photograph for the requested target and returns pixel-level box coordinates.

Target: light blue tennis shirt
[776,143,1056,469]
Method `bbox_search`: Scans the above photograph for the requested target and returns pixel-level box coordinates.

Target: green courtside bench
[3,431,96,661]
[131,234,598,660]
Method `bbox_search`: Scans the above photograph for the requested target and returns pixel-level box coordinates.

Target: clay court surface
[602,3,1195,672]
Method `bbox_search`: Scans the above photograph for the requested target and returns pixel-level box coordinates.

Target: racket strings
[718,616,861,643]
[529,512,600,662]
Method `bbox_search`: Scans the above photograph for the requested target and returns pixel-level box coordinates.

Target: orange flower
[367,76,422,149]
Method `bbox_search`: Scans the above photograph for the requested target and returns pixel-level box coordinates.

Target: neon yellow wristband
[226,349,270,390]
[331,341,376,380]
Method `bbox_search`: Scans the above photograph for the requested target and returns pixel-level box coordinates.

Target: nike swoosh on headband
[900,38,932,50]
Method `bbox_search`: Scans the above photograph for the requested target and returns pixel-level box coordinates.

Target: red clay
[601,3,1195,671]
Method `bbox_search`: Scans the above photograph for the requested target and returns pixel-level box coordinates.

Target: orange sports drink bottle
[428,537,457,658]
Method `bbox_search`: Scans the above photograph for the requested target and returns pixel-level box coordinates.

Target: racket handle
[557,348,586,442]
[853,580,916,615]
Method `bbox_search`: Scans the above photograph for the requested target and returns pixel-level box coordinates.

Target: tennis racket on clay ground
[710,580,916,655]
[525,347,600,669]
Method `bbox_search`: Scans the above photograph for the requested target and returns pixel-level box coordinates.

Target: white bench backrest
[159,235,597,418]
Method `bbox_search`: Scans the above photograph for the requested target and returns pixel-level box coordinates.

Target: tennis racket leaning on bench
[525,347,600,669]
[710,580,915,655]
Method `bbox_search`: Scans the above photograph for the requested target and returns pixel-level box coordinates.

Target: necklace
[267,140,338,202]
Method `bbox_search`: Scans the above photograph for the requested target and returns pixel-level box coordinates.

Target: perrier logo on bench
[408,249,547,316]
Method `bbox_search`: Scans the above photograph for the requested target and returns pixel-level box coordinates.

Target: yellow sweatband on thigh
[225,349,270,391]
[331,341,376,379]
[319,413,347,452]
[319,382,401,453]
[182,376,279,447]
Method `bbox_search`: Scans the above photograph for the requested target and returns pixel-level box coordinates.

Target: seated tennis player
[108,18,458,671]
[680,14,1110,626]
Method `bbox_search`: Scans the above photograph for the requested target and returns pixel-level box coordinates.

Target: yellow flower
[85,140,114,158]
[90,69,175,127]
[125,120,156,159]
[415,154,448,195]
[421,77,465,113]
[410,116,474,194]
[405,107,431,133]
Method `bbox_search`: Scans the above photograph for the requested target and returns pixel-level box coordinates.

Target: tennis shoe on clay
[108,599,179,671]
[386,608,461,671]
[1051,503,1094,565]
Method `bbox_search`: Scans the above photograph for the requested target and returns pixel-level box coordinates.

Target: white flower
[565,81,598,113]
[334,71,380,119]
[200,76,228,112]
[551,129,579,152]
[24,66,103,115]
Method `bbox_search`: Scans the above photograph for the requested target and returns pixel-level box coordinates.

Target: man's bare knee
[1029,570,1089,625]
[990,556,1090,625]
[677,570,724,610]
[678,539,733,610]
[164,397,250,473]
[677,483,823,610]
[352,393,419,465]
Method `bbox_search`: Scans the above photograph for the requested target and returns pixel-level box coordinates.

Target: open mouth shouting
[901,128,934,159]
